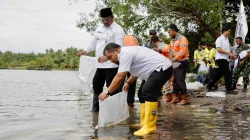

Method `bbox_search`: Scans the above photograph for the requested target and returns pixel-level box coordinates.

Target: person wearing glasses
[207,25,236,94]
[78,8,125,112]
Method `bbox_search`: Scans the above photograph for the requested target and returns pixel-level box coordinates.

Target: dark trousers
[92,68,119,112]
[173,61,188,94]
[229,65,234,89]
[138,66,173,103]
[127,73,136,104]
[208,59,231,91]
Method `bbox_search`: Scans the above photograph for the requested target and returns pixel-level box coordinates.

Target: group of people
[193,26,250,93]
[78,7,249,136]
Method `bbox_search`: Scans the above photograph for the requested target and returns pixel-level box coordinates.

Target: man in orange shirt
[167,24,190,105]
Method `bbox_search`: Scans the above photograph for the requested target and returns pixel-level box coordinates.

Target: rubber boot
[170,94,180,104]
[131,103,145,128]
[177,94,190,105]
[134,101,158,136]
[166,93,172,102]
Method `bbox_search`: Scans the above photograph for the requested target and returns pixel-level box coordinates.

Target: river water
[1,69,250,140]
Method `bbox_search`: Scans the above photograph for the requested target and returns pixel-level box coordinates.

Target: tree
[77,0,249,42]
[224,0,250,42]
[77,0,224,41]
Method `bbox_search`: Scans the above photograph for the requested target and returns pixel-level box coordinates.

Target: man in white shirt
[98,43,173,136]
[207,25,236,94]
[78,8,125,112]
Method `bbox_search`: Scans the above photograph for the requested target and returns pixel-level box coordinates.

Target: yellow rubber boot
[134,102,158,136]
[131,103,145,128]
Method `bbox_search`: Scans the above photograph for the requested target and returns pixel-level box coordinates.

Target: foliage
[77,0,225,40]
[76,0,249,72]
[186,73,197,83]
[0,47,88,70]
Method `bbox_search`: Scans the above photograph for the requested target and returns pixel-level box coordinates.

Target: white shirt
[117,47,172,80]
[215,35,230,61]
[84,21,125,68]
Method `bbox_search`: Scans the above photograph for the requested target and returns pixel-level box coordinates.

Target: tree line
[0,47,94,70]
[76,0,249,72]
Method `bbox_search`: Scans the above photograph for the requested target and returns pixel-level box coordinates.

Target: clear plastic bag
[96,92,129,128]
[78,56,97,93]
[186,81,204,90]
[206,91,226,98]
[198,61,208,75]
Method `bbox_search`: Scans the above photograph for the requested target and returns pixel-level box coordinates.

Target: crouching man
[98,43,173,136]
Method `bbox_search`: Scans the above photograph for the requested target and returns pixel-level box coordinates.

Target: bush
[186,73,197,83]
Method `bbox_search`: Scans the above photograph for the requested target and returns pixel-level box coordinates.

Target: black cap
[149,29,157,35]
[169,24,179,32]
[100,8,113,18]
[150,35,160,43]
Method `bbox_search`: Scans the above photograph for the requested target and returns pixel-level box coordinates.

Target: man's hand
[99,93,109,101]
[171,58,176,63]
[77,50,86,56]
[98,56,108,63]
[122,83,130,92]
[153,47,159,52]
[238,61,245,67]
[228,53,234,57]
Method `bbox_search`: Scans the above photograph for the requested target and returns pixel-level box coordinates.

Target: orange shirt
[167,34,189,61]
[124,35,139,46]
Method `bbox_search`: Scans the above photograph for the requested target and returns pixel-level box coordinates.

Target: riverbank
[187,85,250,113]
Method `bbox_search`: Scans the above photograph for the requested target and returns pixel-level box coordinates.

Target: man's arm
[85,38,97,53]
[216,48,233,57]
[126,74,138,84]
[215,38,233,57]
[114,28,125,46]
[78,30,97,56]
[108,72,127,93]
[172,37,188,62]
[239,52,250,66]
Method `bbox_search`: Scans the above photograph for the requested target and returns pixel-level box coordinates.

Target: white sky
[0,0,95,53]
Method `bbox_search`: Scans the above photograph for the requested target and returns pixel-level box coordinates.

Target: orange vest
[124,35,139,46]
[167,34,189,61]
[161,44,172,59]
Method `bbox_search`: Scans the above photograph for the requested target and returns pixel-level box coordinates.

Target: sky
[0,0,95,53]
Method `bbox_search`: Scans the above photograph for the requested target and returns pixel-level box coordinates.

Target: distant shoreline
[0,67,78,71]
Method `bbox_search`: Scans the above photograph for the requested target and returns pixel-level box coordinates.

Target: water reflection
[0,70,250,140]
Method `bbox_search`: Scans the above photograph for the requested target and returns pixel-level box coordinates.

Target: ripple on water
[1,70,250,140]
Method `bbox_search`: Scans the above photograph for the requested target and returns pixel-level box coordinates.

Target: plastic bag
[78,56,97,93]
[198,61,208,75]
[186,81,204,90]
[239,50,247,59]
[96,92,129,128]
[206,91,226,98]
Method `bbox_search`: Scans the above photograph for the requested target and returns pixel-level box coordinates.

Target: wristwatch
[105,91,111,95]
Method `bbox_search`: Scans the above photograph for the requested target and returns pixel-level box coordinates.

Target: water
[1,69,250,140]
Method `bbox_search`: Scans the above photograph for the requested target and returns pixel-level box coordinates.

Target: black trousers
[208,59,231,91]
[127,73,136,104]
[92,68,119,112]
[172,61,188,94]
[138,66,173,103]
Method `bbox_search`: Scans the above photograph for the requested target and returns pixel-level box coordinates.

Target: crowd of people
[78,7,250,136]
